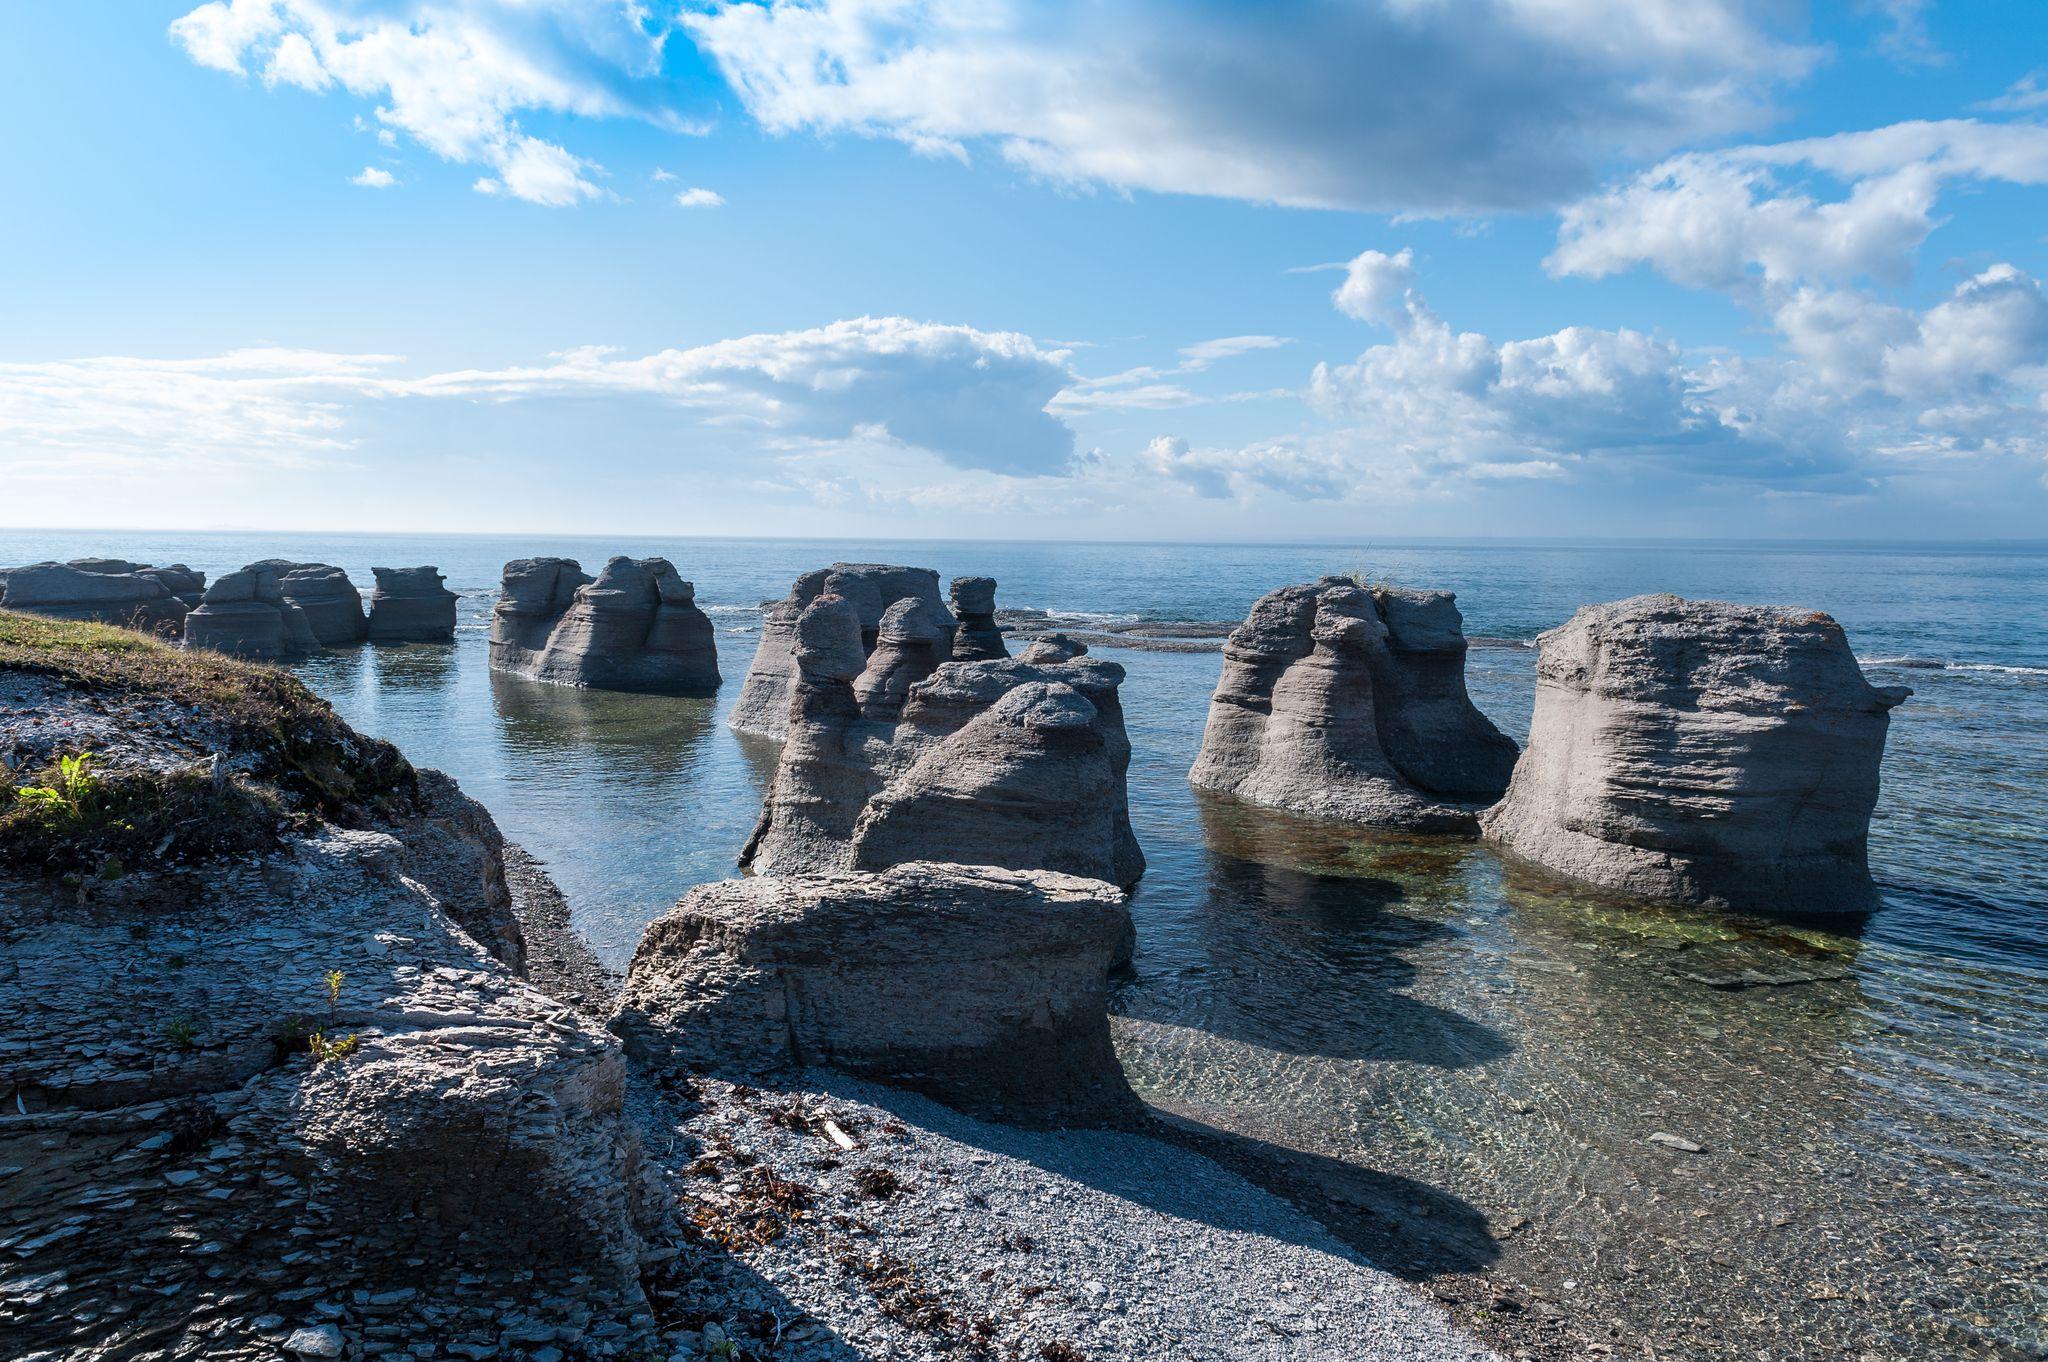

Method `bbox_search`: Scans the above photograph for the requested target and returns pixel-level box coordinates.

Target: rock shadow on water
[488,666,717,780]
[364,638,459,692]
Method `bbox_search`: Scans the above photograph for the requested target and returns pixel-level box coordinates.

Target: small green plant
[307,1030,359,1064]
[161,1018,198,1048]
[11,752,100,820]
[323,969,343,1007]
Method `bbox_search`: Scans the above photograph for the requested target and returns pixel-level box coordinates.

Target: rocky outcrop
[182,565,323,661]
[0,561,192,634]
[1189,577,1518,832]
[949,575,1009,661]
[365,565,458,642]
[1479,594,1910,914]
[248,560,368,645]
[489,556,720,696]
[611,863,1138,1124]
[740,594,1145,889]
[729,564,958,738]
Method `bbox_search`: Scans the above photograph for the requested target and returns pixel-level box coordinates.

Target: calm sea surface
[7,531,2044,1359]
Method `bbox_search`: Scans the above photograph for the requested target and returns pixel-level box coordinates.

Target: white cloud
[651,167,679,182]
[0,319,1079,482]
[1978,72,2048,115]
[351,166,396,188]
[673,187,726,208]
[169,0,701,206]
[683,0,1817,213]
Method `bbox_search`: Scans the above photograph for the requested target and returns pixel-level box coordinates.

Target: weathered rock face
[248,559,368,645]
[183,565,324,661]
[1189,577,1518,832]
[1479,594,1910,914]
[0,561,191,634]
[728,563,958,738]
[366,565,458,642]
[489,556,720,696]
[740,595,1146,889]
[949,575,1009,661]
[611,863,1138,1124]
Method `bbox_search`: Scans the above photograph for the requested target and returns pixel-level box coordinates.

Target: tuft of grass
[161,1017,199,1048]
[324,969,344,1007]
[308,1030,360,1065]
[1,755,283,876]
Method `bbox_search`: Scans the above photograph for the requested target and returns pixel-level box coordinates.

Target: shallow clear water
[7,531,2044,1358]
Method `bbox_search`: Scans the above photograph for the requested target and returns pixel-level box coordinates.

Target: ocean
[5,529,2044,1359]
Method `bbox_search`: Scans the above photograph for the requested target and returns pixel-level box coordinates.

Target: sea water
[5,531,2043,1358]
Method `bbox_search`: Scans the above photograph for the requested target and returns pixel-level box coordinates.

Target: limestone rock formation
[489,555,720,695]
[366,565,458,641]
[1190,577,1518,832]
[248,559,368,645]
[1479,594,1910,914]
[949,575,1009,661]
[739,594,1146,889]
[729,563,958,738]
[611,862,1138,1123]
[183,564,324,661]
[0,560,192,634]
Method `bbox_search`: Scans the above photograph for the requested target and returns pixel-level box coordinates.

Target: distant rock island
[0,559,201,635]
[489,555,720,696]
[365,566,458,641]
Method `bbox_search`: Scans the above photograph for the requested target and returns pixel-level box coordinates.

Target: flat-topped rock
[247,560,368,645]
[0,561,191,634]
[1480,593,1910,914]
[1190,577,1518,831]
[949,574,1009,661]
[729,563,959,738]
[740,594,1145,891]
[489,555,719,695]
[366,565,457,641]
[611,862,1139,1124]
[183,564,322,660]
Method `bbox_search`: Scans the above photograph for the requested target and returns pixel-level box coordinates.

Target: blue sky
[1,1,2044,540]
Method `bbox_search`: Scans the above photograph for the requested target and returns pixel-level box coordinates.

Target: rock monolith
[949,575,1009,661]
[366,565,458,641]
[489,555,720,695]
[183,564,323,660]
[611,862,1138,1123]
[1190,577,1517,831]
[247,560,369,645]
[1479,594,1910,914]
[0,561,191,634]
[729,564,958,738]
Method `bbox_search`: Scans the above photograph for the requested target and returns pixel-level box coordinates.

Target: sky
[1,1,2044,541]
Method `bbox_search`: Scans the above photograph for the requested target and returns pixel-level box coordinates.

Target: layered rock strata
[740,594,1145,889]
[1191,577,1518,831]
[611,862,1138,1123]
[182,564,323,661]
[1480,593,1910,914]
[949,575,1009,661]
[366,565,458,641]
[489,556,720,695]
[248,559,368,645]
[729,563,958,738]
[0,561,193,634]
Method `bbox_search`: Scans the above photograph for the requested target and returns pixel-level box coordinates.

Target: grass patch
[1,759,283,875]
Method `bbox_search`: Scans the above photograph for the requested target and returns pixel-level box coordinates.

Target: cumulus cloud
[674,187,726,208]
[351,166,395,188]
[169,0,703,206]
[683,0,1816,213]
[0,318,1078,481]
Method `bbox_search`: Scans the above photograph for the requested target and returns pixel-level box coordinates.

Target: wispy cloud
[673,187,726,208]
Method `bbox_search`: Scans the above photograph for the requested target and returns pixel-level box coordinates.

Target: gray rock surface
[248,560,368,645]
[1190,577,1517,832]
[365,565,458,641]
[1480,593,1910,914]
[0,561,191,634]
[729,564,958,738]
[612,863,1138,1124]
[489,556,719,696]
[948,575,1009,661]
[740,595,1145,889]
[183,564,323,661]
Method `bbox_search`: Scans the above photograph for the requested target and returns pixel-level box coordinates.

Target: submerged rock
[0,560,191,634]
[740,594,1145,889]
[489,555,719,695]
[1190,577,1517,831]
[611,862,1138,1124]
[1480,594,1910,914]
[729,563,958,738]
[949,575,1009,661]
[248,559,368,645]
[366,565,458,641]
[183,564,323,660]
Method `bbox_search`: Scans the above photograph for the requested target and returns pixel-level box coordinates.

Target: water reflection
[370,640,459,692]
[489,668,717,777]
